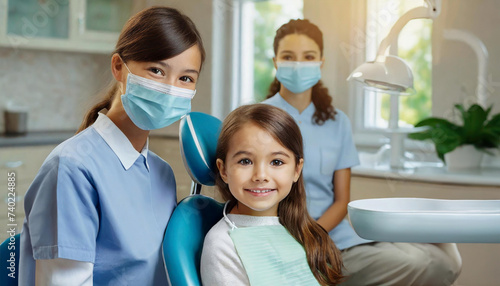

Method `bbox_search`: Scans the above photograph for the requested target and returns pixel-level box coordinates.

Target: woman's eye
[238,159,252,165]
[282,55,293,61]
[180,76,194,83]
[305,55,316,61]
[271,159,283,166]
[149,67,164,76]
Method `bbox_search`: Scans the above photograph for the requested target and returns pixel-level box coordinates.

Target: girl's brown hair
[77,6,205,133]
[267,19,336,125]
[216,104,343,285]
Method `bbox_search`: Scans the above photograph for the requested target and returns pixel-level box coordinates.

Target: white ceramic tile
[0,48,111,133]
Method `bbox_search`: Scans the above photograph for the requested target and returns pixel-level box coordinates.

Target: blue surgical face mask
[120,64,196,130]
[275,61,322,94]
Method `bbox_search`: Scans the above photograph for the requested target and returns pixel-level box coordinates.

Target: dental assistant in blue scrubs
[19,7,205,285]
[263,19,461,286]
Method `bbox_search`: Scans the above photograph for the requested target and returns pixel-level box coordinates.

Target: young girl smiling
[201,104,343,286]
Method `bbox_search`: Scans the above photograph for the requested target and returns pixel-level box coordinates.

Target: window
[362,0,432,130]
[245,0,303,103]
[211,0,302,119]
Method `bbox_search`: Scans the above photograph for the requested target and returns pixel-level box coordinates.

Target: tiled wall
[0,47,111,133]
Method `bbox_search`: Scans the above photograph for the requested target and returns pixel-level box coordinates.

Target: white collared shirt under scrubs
[19,113,176,285]
[263,93,371,250]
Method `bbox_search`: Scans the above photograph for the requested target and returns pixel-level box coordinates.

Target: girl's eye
[305,55,316,60]
[238,158,252,165]
[282,55,293,61]
[149,67,164,76]
[271,159,283,166]
[180,76,194,83]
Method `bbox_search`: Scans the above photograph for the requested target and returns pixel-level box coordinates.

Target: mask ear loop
[118,55,132,74]
[118,55,132,95]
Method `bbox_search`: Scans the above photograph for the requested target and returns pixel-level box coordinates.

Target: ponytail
[267,19,337,125]
[76,82,118,133]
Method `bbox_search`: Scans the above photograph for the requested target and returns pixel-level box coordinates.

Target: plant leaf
[413,117,460,129]
[485,113,500,131]
[462,104,488,142]
[429,126,463,161]
[454,104,467,123]
[408,131,433,141]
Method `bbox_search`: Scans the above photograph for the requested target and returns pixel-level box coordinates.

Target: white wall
[433,0,500,118]
[0,48,110,133]
[303,0,500,121]
[303,0,357,116]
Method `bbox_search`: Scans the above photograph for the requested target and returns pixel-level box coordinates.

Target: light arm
[377,0,441,58]
[316,168,351,232]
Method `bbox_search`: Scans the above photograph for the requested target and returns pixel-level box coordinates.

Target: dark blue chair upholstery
[163,112,223,286]
[1,233,20,286]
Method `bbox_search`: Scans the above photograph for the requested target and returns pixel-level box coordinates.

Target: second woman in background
[262,19,461,286]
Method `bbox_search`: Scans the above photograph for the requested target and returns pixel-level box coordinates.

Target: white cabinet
[0,0,143,54]
[0,145,56,242]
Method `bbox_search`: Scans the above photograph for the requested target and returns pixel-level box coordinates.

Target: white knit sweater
[200,210,281,286]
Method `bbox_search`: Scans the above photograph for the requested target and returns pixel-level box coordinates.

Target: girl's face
[274,33,323,64]
[217,122,303,216]
[113,44,202,91]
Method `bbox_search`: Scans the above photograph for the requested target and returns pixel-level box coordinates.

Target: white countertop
[352,164,500,187]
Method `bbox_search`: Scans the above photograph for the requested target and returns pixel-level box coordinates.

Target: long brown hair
[77,6,205,133]
[216,104,343,285]
[267,19,336,125]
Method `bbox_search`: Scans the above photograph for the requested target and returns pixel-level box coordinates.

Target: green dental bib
[229,225,320,286]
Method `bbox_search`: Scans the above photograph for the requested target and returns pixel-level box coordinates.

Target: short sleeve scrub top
[19,113,177,285]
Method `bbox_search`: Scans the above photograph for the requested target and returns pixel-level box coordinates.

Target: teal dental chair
[163,112,224,286]
[0,233,19,286]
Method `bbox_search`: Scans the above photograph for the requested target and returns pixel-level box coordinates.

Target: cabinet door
[6,0,70,39]
[0,0,144,53]
[78,0,136,42]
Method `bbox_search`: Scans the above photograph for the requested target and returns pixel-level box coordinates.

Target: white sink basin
[348,198,500,243]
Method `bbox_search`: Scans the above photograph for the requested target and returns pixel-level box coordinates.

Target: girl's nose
[252,163,269,182]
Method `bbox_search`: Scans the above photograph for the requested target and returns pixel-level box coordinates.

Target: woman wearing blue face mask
[262,19,460,286]
[19,6,205,285]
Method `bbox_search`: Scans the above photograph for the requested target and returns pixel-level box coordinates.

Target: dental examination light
[348,0,441,169]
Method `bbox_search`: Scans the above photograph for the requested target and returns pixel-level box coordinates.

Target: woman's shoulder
[261,93,282,106]
[41,127,106,171]
[328,108,351,126]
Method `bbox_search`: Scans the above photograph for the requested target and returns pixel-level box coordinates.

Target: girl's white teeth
[248,189,272,193]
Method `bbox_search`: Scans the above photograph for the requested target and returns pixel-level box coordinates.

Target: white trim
[211,0,239,119]
[186,115,210,170]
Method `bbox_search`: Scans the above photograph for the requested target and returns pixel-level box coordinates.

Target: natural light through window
[239,0,303,104]
[364,0,432,129]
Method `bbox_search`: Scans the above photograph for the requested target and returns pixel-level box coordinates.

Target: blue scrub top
[19,113,176,285]
[263,93,371,250]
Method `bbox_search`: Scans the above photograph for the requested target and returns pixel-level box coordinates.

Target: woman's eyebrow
[156,61,200,76]
[183,68,200,76]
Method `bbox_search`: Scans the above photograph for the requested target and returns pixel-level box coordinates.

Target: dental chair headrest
[179,112,222,186]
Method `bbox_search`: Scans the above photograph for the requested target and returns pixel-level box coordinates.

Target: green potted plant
[408,104,500,169]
